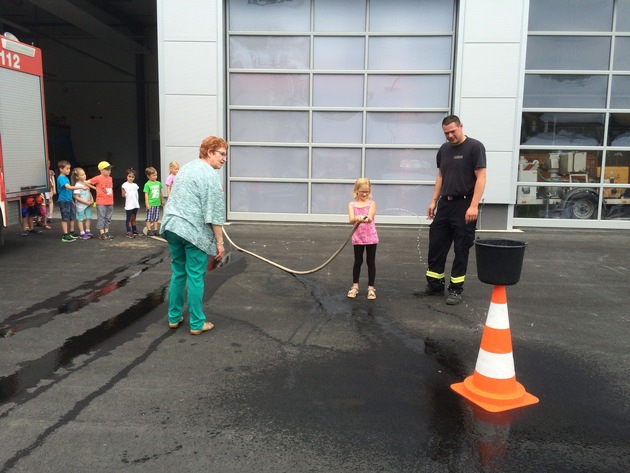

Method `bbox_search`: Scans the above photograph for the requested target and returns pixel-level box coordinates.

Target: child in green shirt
[143,166,165,236]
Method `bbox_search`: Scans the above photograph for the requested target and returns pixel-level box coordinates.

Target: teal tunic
[160,159,225,255]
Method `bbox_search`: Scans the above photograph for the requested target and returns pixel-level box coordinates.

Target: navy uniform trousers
[426,196,476,294]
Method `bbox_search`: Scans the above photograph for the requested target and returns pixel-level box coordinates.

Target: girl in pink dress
[347,178,379,300]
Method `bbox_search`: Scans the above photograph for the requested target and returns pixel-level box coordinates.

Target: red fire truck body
[0,34,50,243]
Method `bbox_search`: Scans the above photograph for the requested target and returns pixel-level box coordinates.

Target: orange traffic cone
[451,285,539,412]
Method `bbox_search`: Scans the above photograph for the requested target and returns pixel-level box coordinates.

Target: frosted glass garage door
[226,0,455,222]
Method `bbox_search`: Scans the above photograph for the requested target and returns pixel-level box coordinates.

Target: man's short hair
[442,115,461,127]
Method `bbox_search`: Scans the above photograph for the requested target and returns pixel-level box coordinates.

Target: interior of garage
[0,0,159,188]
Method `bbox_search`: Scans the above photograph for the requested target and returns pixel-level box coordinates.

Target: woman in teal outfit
[160,136,227,335]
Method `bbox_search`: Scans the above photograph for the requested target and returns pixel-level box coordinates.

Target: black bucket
[475,238,527,286]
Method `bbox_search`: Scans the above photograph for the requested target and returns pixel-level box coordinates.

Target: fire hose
[221,222,361,275]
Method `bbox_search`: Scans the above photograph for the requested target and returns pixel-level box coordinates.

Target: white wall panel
[163,42,217,95]
[163,95,218,147]
[161,0,217,41]
[461,44,521,97]
[483,152,515,203]
[455,0,528,211]
[460,99,517,153]
[461,0,526,43]
[158,0,224,183]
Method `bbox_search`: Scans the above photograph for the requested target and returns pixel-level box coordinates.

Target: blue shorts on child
[59,201,76,221]
[22,206,40,218]
[146,206,161,222]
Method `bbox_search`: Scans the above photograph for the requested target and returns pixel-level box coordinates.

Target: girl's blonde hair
[353,177,372,200]
[168,161,180,172]
[71,167,85,185]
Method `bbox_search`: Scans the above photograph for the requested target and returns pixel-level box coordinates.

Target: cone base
[451,375,539,413]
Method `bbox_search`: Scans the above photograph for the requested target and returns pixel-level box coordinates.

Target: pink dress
[351,201,379,245]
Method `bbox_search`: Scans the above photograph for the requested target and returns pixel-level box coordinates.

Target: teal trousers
[164,231,209,331]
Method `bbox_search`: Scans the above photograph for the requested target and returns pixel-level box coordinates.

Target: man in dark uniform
[415,115,487,305]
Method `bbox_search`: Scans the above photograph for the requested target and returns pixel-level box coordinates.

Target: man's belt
[443,195,472,201]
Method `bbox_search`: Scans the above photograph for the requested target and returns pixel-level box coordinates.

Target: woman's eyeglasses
[215,151,228,157]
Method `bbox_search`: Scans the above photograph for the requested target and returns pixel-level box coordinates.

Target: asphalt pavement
[0,212,628,472]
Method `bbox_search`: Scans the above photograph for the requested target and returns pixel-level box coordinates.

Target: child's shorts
[59,201,76,222]
[76,207,92,222]
[146,206,161,222]
[22,207,40,218]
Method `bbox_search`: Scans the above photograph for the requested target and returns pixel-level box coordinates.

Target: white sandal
[347,287,359,299]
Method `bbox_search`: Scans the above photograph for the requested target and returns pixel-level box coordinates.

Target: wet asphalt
[0,213,628,472]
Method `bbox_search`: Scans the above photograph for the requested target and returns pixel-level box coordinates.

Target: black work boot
[445,292,463,305]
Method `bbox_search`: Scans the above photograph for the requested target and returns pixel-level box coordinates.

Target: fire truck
[516,152,630,220]
[0,33,50,244]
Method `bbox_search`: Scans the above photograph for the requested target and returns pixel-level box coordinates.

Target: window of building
[226,0,455,221]
[517,0,630,222]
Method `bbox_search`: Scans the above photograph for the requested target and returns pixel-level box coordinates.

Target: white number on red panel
[0,50,21,70]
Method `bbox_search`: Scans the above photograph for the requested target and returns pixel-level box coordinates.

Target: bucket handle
[476,198,485,237]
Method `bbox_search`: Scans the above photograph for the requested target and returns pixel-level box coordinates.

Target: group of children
[54,159,113,241]
[21,160,180,242]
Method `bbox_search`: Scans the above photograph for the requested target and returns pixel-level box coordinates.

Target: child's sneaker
[68,232,79,240]
[21,230,29,237]
[98,233,109,240]
[28,228,43,234]
[106,233,114,239]
[132,230,140,236]
[126,232,135,239]
[61,234,76,243]
[81,233,91,240]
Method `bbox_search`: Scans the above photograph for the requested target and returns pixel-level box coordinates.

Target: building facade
[157,0,630,230]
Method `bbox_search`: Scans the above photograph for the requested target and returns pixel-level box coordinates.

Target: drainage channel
[0,251,246,405]
[0,250,168,338]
